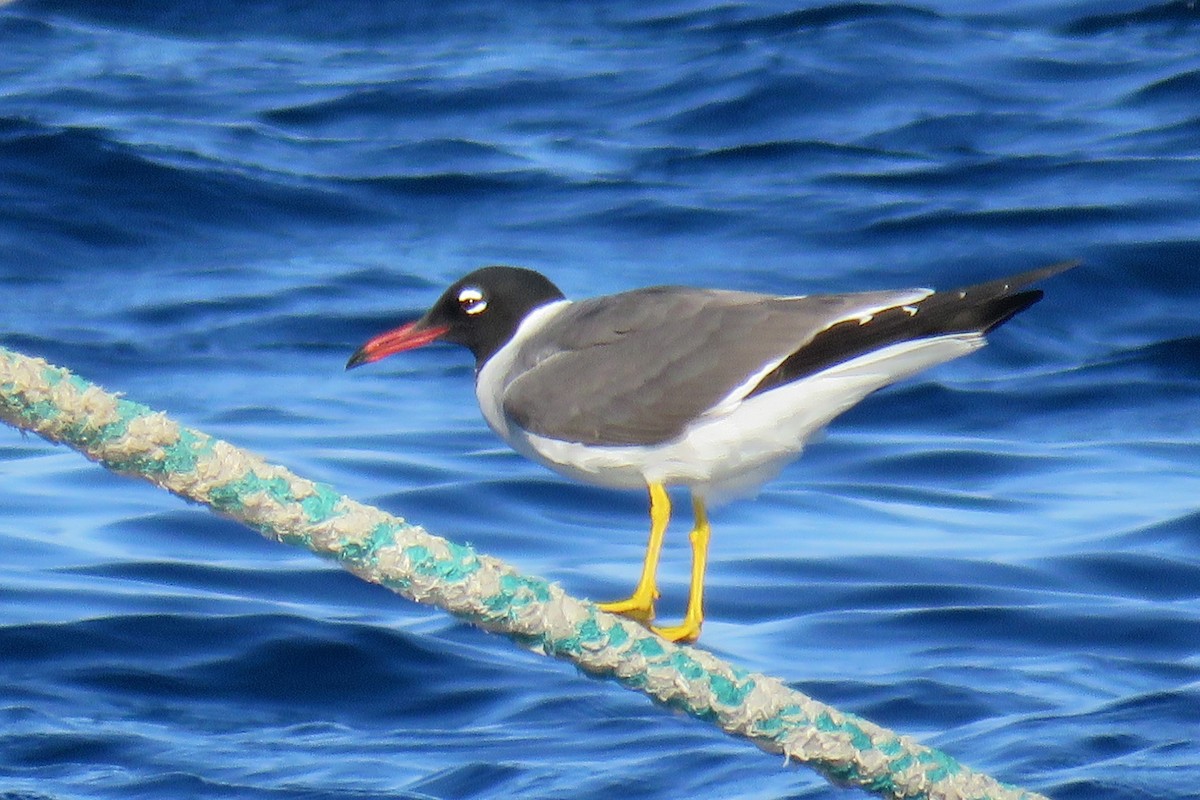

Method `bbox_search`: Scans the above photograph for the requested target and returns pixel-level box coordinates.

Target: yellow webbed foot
[597,590,658,623]
[651,616,702,643]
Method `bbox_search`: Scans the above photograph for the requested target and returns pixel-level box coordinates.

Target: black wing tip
[980,288,1043,333]
[951,259,1078,333]
[742,261,1074,400]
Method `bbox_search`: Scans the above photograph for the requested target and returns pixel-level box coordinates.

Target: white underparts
[490,331,986,503]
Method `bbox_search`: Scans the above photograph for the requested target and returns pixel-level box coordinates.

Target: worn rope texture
[0,346,1047,800]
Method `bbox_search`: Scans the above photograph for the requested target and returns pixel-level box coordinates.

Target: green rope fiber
[0,346,1049,800]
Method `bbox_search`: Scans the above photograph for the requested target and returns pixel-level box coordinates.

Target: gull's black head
[346,266,566,371]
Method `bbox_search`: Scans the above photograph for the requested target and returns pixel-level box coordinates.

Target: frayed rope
[0,346,1048,800]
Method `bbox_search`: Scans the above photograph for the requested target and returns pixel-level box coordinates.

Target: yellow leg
[597,482,670,623]
[653,494,710,643]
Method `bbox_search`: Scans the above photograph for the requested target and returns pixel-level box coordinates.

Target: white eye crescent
[457,286,487,315]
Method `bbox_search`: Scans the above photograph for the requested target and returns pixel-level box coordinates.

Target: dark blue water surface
[3,1,1199,798]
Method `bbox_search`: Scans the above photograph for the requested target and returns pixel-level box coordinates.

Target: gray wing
[500,285,923,446]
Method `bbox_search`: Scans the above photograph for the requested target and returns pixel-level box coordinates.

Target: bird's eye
[457,286,488,315]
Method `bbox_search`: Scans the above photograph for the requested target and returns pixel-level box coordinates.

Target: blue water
[2,1,1199,798]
